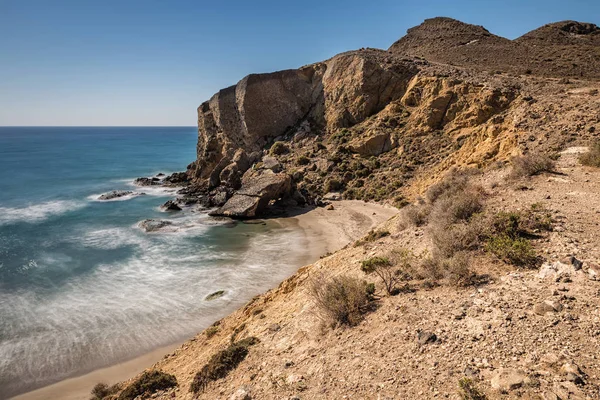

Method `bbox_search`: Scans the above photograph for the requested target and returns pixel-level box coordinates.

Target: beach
[12,200,398,400]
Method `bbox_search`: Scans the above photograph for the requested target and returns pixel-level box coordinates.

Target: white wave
[0,200,86,226]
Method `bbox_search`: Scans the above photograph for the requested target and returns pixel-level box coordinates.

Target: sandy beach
[12,200,397,400]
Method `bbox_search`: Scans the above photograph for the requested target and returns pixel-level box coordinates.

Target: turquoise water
[0,127,308,398]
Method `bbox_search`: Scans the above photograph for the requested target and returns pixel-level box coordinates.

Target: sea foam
[0,200,86,226]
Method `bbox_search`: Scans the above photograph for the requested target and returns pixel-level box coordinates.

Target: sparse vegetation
[205,325,219,339]
[458,377,487,400]
[270,141,290,156]
[485,234,537,267]
[311,275,373,327]
[190,337,259,393]
[355,229,390,246]
[579,141,600,167]
[510,153,555,177]
[118,371,177,400]
[361,251,412,295]
[297,155,310,165]
[324,178,343,193]
[90,382,120,400]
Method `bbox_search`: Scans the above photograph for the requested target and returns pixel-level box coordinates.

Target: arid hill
[98,17,600,400]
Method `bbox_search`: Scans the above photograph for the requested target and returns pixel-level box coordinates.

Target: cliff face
[183,17,600,219]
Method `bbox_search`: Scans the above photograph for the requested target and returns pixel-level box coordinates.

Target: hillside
[91,17,600,400]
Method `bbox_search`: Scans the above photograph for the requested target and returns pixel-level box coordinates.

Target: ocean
[0,127,308,398]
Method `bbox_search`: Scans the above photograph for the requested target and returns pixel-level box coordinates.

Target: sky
[0,0,598,126]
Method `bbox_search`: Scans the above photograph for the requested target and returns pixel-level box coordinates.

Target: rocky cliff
[177,17,599,218]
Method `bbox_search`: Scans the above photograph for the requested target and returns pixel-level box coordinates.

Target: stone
[490,368,526,391]
[161,200,182,211]
[134,177,160,186]
[98,190,134,200]
[229,387,252,400]
[138,219,173,232]
[417,331,437,345]
[205,290,226,301]
[349,132,393,156]
[534,300,563,315]
[163,171,189,185]
[570,256,583,270]
[260,156,282,173]
[588,263,600,280]
[326,204,335,211]
[211,171,292,218]
[267,323,280,332]
[538,261,577,279]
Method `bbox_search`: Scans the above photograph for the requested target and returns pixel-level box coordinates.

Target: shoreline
[12,200,397,400]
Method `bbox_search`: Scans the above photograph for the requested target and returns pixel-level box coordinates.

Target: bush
[355,229,390,246]
[91,383,120,400]
[190,337,259,393]
[401,204,430,227]
[510,153,555,177]
[485,235,537,267]
[311,275,372,327]
[205,326,219,339]
[324,178,343,193]
[118,371,177,400]
[458,377,487,400]
[579,141,600,167]
[362,252,411,295]
[297,155,310,165]
[270,141,289,155]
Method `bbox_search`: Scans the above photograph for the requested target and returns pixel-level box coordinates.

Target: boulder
[205,290,225,301]
[490,368,526,391]
[98,190,135,200]
[533,299,562,315]
[161,200,182,211]
[210,172,292,218]
[138,219,173,232]
[349,132,393,156]
[417,331,437,345]
[134,177,160,186]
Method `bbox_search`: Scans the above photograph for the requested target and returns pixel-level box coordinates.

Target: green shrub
[361,257,391,272]
[510,153,555,177]
[118,371,177,400]
[485,235,537,267]
[90,382,120,400]
[190,337,259,393]
[270,141,289,156]
[204,326,219,339]
[579,141,600,167]
[458,377,487,400]
[355,229,390,246]
[324,178,343,193]
[362,251,412,295]
[311,275,372,327]
[297,155,310,165]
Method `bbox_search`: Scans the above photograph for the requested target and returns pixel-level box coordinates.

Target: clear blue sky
[1,0,598,126]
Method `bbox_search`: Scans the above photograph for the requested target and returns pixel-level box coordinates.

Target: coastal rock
[210,171,292,218]
[163,171,189,186]
[134,177,161,186]
[161,200,182,211]
[98,190,134,200]
[138,219,173,232]
[205,290,226,301]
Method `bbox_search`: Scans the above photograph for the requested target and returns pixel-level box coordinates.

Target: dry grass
[510,153,555,178]
[579,141,600,167]
[190,337,259,393]
[311,275,373,327]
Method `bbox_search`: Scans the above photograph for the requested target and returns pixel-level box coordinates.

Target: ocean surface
[0,127,308,398]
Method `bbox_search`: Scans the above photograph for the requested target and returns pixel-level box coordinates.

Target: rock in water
[134,177,160,186]
[98,190,134,200]
[161,200,182,211]
[205,290,225,301]
[138,219,173,232]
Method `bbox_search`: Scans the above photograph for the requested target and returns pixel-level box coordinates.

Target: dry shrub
[425,168,481,204]
[361,252,411,295]
[400,204,430,227]
[118,371,177,400]
[579,141,600,167]
[190,337,259,393]
[90,383,121,400]
[311,275,372,327]
[419,252,476,287]
[355,229,390,246]
[430,218,486,259]
[204,325,219,339]
[510,153,555,178]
